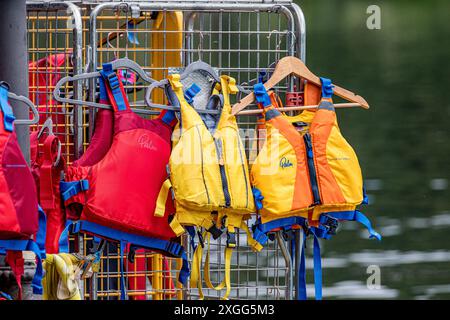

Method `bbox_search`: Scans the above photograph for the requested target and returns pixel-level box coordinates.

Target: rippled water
[297,0,450,299]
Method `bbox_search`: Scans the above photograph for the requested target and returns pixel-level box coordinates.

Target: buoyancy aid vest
[0,83,45,298]
[161,74,260,299]
[60,63,188,299]
[30,130,67,254]
[251,80,380,237]
[165,74,256,232]
[250,80,381,300]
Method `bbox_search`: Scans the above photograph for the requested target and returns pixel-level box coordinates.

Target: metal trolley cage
[85,1,306,300]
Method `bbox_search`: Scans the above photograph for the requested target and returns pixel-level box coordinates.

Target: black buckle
[322,215,339,235]
[207,223,223,240]
[128,245,137,263]
[282,229,294,241]
[197,230,205,248]
[0,81,10,91]
[226,232,236,248]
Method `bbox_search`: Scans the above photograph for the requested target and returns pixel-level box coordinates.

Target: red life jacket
[30,130,67,254]
[60,63,188,299]
[0,82,45,298]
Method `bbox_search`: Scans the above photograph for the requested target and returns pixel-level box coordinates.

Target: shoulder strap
[168,74,204,129]
[99,63,131,112]
[0,83,15,132]
[39,135,61,210]
[254,83,282,122]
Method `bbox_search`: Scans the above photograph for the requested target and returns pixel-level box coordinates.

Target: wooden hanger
[231,56,369,115]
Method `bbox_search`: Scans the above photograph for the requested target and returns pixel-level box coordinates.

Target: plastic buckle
[166,242,181,256]
[107,72,120,90]
[128,246,137,264]
[0,81,10,91]
[184,83,201,105]
[282,229,294,241]
[207,223,223,240]
[197,230,205,248]
[285,92,304,107]
[226,232,236,248]
[322,215,339,236]
[80,180,89,191]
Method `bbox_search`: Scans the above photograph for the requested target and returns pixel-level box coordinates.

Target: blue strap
[311,230,323,300]
[362,187,370,205]
[98,74,107,102]
[0,239,44,295]
[36,206,47,257]
[161,110,176,126]
[297,232,307,300]
[184,83,201,105]
[72,220,189,285]
[58,220,74,253]
[327,211,382,241]
[185,226,197,251]
[253,83,272,107]
[118,240,127,300]
[252,227,269,246]
[60,180,89,202]
[253,216,307,247]
[256,216,307,234]
[0,84,15,132]
[0,291,13,300]
[319,77,334,99]
[252,187,264,210]
[100,63,127,111]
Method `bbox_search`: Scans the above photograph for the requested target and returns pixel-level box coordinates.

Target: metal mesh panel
[26,1,85,162]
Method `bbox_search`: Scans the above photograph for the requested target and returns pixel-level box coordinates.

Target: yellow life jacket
[158,74,260,299]
[250,79,381,244]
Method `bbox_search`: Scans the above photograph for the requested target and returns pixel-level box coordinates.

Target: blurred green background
[296,0,450,299]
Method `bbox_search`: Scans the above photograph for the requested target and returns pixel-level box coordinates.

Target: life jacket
[162,74,260,299]
[0,82,45,299]
[30,129,67,254]
[128,12,183,299]
[250,79,381,300]
[59,63,188,299]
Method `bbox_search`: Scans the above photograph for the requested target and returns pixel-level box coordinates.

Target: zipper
[303,133,321,205]
[194,126,210,205]
[214,136,231,208]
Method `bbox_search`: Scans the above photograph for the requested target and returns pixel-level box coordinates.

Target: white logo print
[137,134,157,151]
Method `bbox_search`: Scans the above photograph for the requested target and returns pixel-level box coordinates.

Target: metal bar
[0,0,30,162]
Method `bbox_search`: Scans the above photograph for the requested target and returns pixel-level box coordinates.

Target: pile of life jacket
[1,55,379,300]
